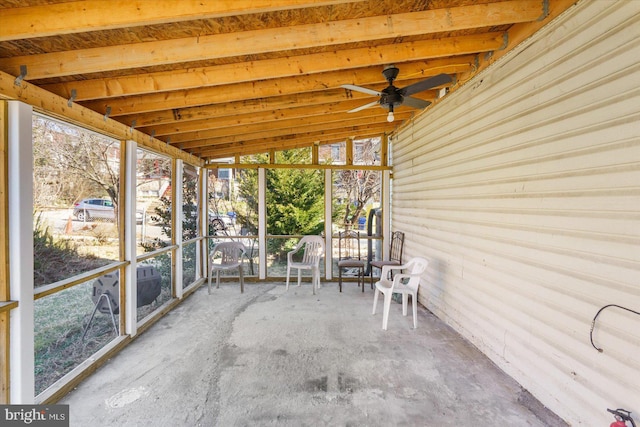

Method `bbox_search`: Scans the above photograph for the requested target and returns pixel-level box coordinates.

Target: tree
[33,116,117,208]
[235,149,326,261]
[141,168,201,287]
[143,168,199,248]
[234,154,266,236]
[266,149,325,236]
[335,138,381,228]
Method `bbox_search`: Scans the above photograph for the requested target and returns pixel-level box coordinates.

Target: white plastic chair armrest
[288,240,309,262]
[390,273,412,290]
[380,263,409,280]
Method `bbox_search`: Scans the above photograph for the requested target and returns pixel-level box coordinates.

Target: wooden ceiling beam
[197,123,396,150]
[136,96,428,137]
[81,70,422,116]
[196,127,393,159]
[0,69,202,166]
[0,1,543,79]
[197,123,395,150]
[137,97,380,137]
[121,91,365,130]
[40,35,488,100]
[167,109,414,146]
[84,65,456,117]
[118,67,452,127]
[127,78,442,133]
[172,112,413,150]
[0,0,361,42]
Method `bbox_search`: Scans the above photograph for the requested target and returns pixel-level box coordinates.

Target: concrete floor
[60,282,567,426]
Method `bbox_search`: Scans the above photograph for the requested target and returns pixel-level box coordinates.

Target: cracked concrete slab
[60,282,567,426]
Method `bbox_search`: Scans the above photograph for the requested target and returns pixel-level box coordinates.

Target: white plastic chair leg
[239,266,244,293]
[297,270,302,287]
[208,268,213,295]
[286,266,291,290]
[216,270,221,289]
[312,270,316,295]
[402,293,408,316]
[372,287,380,314]
[382,291,393,330]
[412,293,418,329]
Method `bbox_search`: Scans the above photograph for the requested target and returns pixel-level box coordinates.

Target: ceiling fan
[341,65,452,122]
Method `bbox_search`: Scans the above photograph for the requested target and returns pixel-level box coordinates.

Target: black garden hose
[590,304,640,352]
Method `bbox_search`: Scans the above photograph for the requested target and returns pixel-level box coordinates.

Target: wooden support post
[346,138,353,165]
[174,159,183,299]
[380,133,388,167]
[312,142,319,165]
[118,141,127,335]
[199,166,207,280]
[7,101,35,403]
[0,101,9,404]
[123,139,138,337]
[258,168,266,280]
[324,169,332,280]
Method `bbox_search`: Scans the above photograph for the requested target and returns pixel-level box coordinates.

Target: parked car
[73,198,144,223]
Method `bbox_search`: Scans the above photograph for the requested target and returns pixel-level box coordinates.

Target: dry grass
[33,214,115,287]
[33,216,140,395]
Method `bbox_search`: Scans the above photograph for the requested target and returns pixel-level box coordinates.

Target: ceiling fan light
[387,110,395,122]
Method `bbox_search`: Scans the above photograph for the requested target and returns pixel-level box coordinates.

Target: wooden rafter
[197,123,397,150]
[0,70,203,166]
[0,1,542,79]
[196,126,394,159]
[41,37,489,101]
[173,112,414,150]
[0,0,570,163]
[0,0,361,42]
[163,109,416,146]
[137,97,423,137]
[121,93,368,130]
[82,66,459,118]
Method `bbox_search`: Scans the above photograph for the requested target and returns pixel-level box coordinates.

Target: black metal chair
[370,231,405,289]
[337,230,366,292]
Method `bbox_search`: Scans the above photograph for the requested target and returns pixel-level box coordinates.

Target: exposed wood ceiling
[0,0,571,163]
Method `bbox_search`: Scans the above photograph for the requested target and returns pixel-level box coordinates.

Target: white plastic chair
[372,257,428,330]
[286,235,325,295]
[209,241,246,294]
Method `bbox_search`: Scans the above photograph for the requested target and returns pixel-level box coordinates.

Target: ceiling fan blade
[400,73,452,97]
[347,100,380,113]
[402,96,431,109]
[341,84,382,97]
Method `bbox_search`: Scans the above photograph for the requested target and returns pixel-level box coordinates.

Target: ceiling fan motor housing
[380,86,403,109]
[382,65,400,83]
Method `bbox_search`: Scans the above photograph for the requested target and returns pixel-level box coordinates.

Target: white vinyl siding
[392,1,640,425]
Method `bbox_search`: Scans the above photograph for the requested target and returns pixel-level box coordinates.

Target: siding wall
[392,1,640,425]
